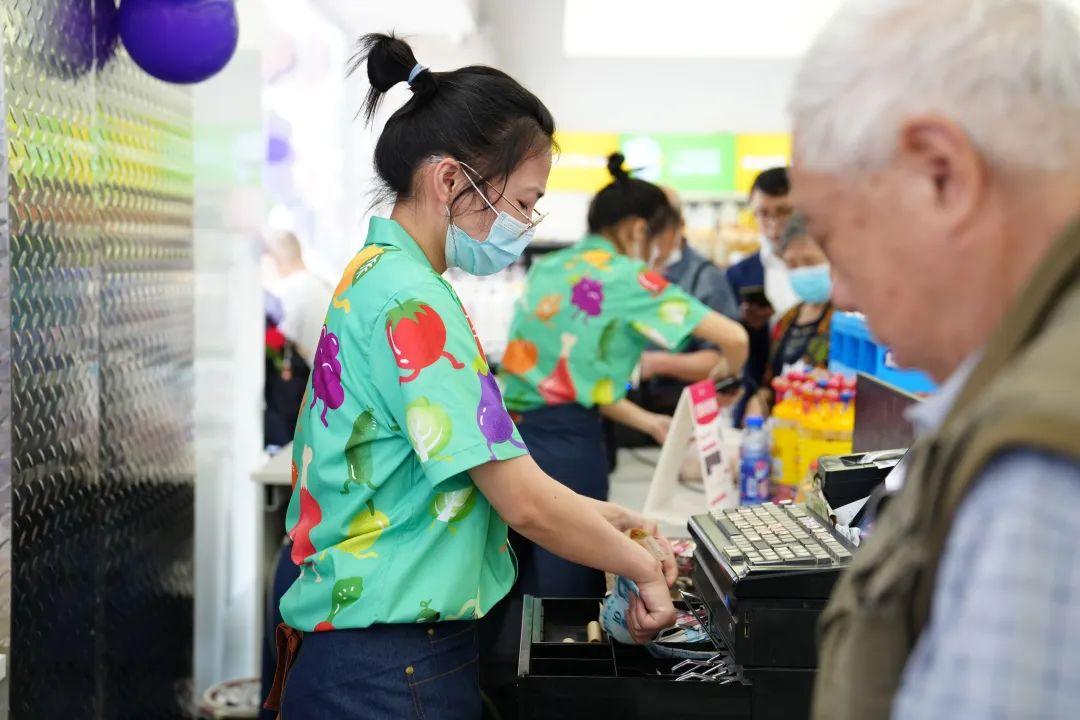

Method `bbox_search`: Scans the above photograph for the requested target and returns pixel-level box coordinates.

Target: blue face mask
[444,163,539,276]
[788,263,832,304]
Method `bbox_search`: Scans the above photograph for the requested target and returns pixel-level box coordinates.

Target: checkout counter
[516,375,920,720]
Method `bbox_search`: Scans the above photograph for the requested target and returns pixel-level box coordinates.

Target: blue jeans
[280,621,481,719]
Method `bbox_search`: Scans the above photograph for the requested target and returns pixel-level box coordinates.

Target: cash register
[517,375,919,720]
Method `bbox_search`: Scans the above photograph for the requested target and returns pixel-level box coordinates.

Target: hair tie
[407,63,427,86]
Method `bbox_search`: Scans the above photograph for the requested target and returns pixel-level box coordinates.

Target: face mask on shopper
[788,263,832,304]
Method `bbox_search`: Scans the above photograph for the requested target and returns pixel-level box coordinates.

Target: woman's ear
[428,157,461,207]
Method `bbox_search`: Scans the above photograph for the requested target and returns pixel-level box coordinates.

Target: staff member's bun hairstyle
[350,33,557,208]
[586,152,671,235]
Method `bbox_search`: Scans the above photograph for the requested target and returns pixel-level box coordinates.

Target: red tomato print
[637,270,669,296]
[385,299,465,383]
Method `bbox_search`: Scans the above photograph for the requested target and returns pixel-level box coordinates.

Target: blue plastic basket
[828,312,936,394]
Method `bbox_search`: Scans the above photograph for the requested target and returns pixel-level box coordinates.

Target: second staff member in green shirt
[500,154,749,599]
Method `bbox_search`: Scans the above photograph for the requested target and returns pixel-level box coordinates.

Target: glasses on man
[459,161,547,238]
[754,206,795,223]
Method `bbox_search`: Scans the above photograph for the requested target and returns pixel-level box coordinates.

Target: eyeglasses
[459,161,547,238]
[753,205,794,222]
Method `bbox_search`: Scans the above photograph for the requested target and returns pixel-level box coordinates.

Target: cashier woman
[499,154,749,599]
[270,35,681,719]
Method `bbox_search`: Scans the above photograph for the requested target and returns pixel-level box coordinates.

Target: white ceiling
[310,0,480,43]
[563,0,846,59]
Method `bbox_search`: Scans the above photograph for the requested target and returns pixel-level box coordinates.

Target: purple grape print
[476,367,526,460]
[571,277,604,319]
[311,326,345,426]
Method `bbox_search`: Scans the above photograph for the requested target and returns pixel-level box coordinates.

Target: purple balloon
[118,0,239,84]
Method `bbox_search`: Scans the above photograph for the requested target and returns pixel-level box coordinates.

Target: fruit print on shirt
[342,409,378,495]
[534,294,562,326]
[501,338,538,375]
[430,486,477,530]
[476,364,528,460]
[538,333,578,404]
[311,327,345,427]
[571,277,604,319]
[659,297,691,326]
[314,576,364,632]
[406,397,453,463]
[289,446,323,582]
[632,320,672,350]
[637,270,669,296]
[337,499,390,559]
[386,299,465,383]
[416,600,441,623]
[332,245,397,312]
[566,248,613,272]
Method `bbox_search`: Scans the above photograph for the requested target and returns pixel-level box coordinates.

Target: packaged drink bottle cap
[746,416,764,429]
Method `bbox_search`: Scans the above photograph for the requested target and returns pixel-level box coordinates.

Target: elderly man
[789,1,1080,719]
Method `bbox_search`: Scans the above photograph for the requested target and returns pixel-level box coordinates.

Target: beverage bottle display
[769,378,802,489]
[740,415,772,505]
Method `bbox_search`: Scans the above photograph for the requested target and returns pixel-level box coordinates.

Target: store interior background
[213,0,822,694]
[0,0,876,716]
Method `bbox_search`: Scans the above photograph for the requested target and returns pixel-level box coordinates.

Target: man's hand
[741,301,774,331]
[627,575,677,644]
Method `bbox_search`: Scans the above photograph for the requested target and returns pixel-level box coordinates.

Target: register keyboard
[687,502,857,669]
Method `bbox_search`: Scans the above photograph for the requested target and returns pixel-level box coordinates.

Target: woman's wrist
[625,542,663,586]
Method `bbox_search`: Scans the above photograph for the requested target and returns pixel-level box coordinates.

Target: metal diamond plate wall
[1,1,196,718]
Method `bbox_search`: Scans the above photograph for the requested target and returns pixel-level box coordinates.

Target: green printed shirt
[500,235,710,412]
[281,217,529,632]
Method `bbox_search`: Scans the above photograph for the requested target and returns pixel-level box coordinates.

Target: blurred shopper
[263,232,330,450]
[499,153,748,598]
[746,214,834,418]
[790,1,1080,719]
[269,35,678,719]
[637,186,741,412]
[264,230,332,366]
[727,167,798,424]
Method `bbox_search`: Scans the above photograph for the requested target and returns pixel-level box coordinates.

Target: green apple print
[430,486,477,532]
[406,397,453,463]
[342,408,378,494]
[659,297,690,326]
[416,600,442,623]
[313,576,364,632]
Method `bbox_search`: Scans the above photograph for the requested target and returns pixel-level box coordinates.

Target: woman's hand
[746,388,772,419]
[647,412,672,444]
[620,509,678,587]
[627,575,678,644]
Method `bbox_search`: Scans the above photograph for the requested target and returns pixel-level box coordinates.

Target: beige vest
[812,219,1080,720]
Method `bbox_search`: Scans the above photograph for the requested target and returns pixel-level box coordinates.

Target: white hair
[790,0,1080,171]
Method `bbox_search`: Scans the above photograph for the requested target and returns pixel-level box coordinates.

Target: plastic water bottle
[740,416,772,504]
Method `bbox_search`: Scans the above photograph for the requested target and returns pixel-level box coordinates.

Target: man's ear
[898,116,985,235]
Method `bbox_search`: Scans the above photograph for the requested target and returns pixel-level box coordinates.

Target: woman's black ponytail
[348,32,556,207]
[352,33,436,123]
[606,152,630,183]
[587,152,671,235]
